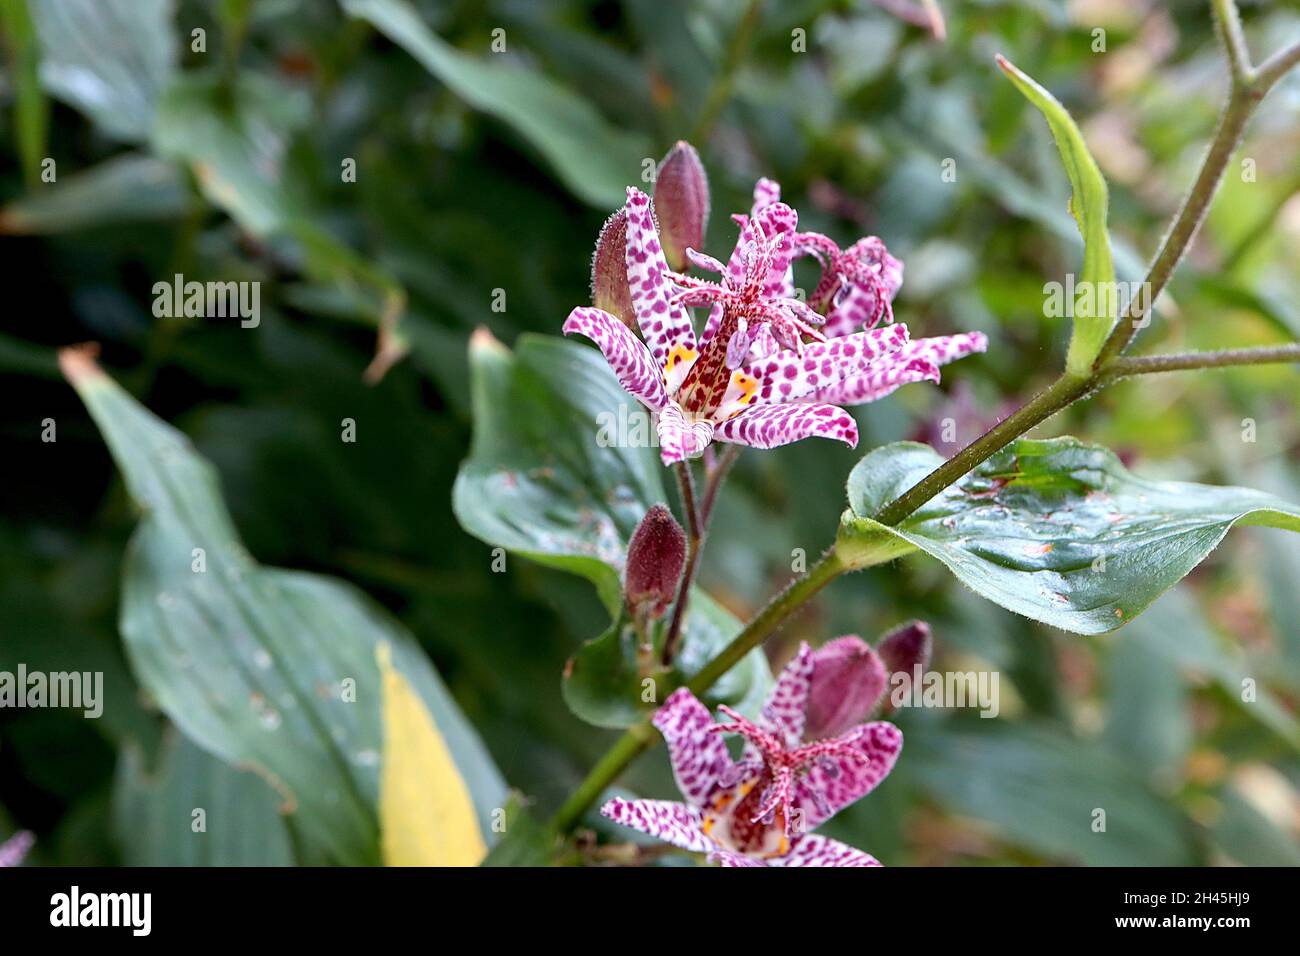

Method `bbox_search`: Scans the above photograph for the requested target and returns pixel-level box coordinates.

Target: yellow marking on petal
[716,370,759,420]
[664,344,699,393]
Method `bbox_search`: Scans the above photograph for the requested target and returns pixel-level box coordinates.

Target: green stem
[689,0,764,143]
[551,548,846,834]
[1100,344,1300,379]
[661,462,702,665]
[1094,0,1296,368]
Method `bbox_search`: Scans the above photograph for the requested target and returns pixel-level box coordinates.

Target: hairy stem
[1100,344,1300,379]
[551,548,846,834]
[661,462,702,665]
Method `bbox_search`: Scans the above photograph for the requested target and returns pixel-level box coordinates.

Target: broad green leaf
[0,155,187,234]
[1208,784,1300,867]
[562,589,771,729]
[65,351,506,865]
[838,438,1300,635]
[454,331,771,722]
[997,56,1115,373]
[340,0,649,209]
[30,0,176,142]
[454,330,666,615]
[480,794,556,867]
[909,721,1199,865]
[112,729,294,866]
[377,643,487,866]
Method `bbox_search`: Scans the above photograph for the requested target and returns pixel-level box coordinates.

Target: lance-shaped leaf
[63,349,506,865]
[341,0,649,209]
[838,438,1300,635]
[997,55,1116,374]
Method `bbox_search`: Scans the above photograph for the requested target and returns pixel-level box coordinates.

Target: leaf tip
[58,343,104,388]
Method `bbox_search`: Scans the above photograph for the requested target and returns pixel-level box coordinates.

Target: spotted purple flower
[0,830,33,868]
[565,164,987,465]
[601,643,902,867]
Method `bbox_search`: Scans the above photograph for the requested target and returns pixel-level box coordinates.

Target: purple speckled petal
[624,187,697,365]
[802,356,939,406]
[652,687,736,806]
[773,834,882,867]
[752,177,782,212]
[795,721,903,830]
[759,642,814,747]
[714,403,858,451]
[656,402,714,465]
[563,307,668,411]
[600,798,716,854]
[710,848,768,867]
[740,325,909,404]
[900,331,988,367]
[0,830,34,868]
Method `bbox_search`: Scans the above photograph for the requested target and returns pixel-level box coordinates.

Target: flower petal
[710,848,768,867]
[738,325,909,405]
[656,402,714,465]
[802,356,939,407]
[759,642,814,747]
[901,331,988,367]
[651,687,735,806]
[563,307,669,411]
[600,798,716,854]
[795,721,903,830]
[624,187,697,366]
[772,834,882,867]
[714,403,859,451]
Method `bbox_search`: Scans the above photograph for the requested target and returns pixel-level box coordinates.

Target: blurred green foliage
[1,0,1299,865]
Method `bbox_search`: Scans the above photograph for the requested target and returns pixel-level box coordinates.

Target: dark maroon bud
[591,207,636,328]
[803,636,888,741]
[654,141,709,272]
[876,621,932,715]
[624,504,686,620]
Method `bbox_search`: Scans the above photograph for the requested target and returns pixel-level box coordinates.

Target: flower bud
[591,208,636,328]
[624,504,686,620]
[876,621,932,715]
[654,141,710,272]
[803,636,887,741]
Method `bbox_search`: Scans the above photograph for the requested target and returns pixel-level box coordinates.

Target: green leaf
[997,55,1115,373]
[112,729,294,866]
[0,155,187,235]
[909,722,1199,865]
[30,0,176,142]
[480,794,557,867]
[454,330,666,615]
[839,438,1300,635]
[65,352,507,865]
[454,331,771,723]
[562,589,771,729]
[339,0,649,209]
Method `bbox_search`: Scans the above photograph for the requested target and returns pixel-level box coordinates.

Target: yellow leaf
[376,642,487,866]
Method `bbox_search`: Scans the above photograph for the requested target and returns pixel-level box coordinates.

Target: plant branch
[1094,0,1300,368]
[1100,344,1300,379]
[661,461,702,665]
[689,0,764,143]
[550,548,846,835]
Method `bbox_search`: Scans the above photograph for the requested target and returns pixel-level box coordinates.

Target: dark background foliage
[2,0,1298,865]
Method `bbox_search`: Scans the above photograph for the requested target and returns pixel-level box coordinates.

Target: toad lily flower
[567,162,987,465]
[601,643,902,867]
